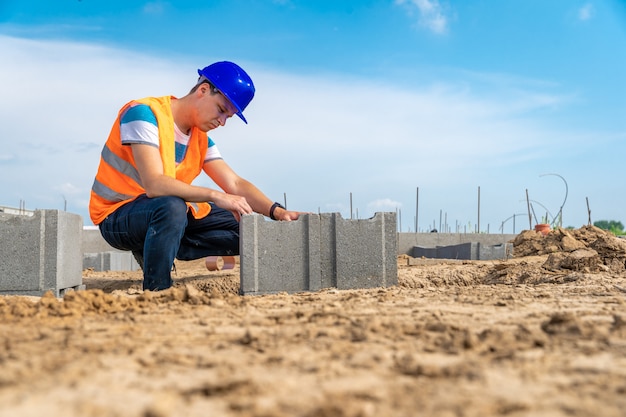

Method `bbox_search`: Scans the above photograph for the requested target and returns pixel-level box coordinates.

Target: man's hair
[189,77,221,95]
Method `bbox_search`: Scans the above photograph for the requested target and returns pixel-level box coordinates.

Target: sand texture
[1,225,626,416]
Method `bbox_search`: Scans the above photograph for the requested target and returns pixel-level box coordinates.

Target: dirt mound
[513,225,626,272]
[481,225,626,285]
[0,282,241,321]
[512,225,626,256]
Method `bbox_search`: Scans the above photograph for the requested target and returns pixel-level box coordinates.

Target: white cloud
[578,3,594,21]
[55,182,82,196]
[395,0,450,35]
[0,153,17,162]
[0,35,190,217]
[367,198,403,212]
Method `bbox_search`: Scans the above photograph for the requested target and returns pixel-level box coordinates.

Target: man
[89,61,302,291]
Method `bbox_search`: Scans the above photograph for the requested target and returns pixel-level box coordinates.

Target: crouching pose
[89,61,302,290]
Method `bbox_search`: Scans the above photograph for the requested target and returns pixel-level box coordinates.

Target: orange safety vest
[89,96,211,225]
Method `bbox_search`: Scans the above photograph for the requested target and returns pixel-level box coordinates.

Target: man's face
[198,85,238,131]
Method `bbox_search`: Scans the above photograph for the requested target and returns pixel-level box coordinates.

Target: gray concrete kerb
[239,212,398,296]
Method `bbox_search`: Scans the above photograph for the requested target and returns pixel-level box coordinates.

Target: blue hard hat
[197,61,255,124]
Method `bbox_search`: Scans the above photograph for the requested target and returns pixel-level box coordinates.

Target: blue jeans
[99,195,239,291]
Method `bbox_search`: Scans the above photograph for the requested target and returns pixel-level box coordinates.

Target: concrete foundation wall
[413,241,512,260]
[398,232,517,255]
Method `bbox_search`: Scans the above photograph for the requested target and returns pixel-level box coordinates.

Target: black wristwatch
[269,202,285,220]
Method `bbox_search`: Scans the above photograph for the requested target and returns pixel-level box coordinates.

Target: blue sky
[1,0,625,232]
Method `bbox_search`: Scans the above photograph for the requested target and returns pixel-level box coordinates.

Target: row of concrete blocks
[0,210,398,296]
[82,240,511,274]
[82,235,512,272]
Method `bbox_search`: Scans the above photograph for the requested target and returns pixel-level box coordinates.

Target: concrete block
[413,244,474,259]
[441,243,477,260]
[240,212,397,295]
[412,246,439,259]
[83,251,140,272]
[330,212,397,290]
[478,243,513,260]
[240,214,322,295]
[0,210,84,297]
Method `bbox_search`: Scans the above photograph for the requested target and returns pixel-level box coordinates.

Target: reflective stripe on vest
[102,145,143,187]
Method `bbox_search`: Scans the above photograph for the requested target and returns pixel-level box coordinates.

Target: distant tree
[594,220,625,235]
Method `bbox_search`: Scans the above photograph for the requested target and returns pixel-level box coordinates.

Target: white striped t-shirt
[119,103,222,164]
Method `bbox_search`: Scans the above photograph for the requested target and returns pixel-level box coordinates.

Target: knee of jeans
[154,196,188,224]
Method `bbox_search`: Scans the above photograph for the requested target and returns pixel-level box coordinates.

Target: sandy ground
[1,226,626,417]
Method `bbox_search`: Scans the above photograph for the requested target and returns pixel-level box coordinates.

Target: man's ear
[198,84,209,95]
